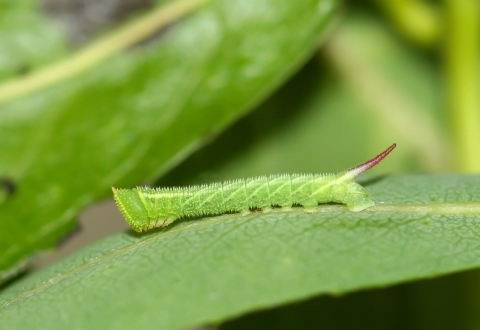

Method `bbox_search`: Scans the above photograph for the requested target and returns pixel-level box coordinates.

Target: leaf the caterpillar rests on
[113,144,397,232]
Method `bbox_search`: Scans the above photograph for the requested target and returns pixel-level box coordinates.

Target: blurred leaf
[0,0,338,280]
[1,175,480,329]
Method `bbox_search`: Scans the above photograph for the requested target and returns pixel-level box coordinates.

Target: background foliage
[0,0,479,329]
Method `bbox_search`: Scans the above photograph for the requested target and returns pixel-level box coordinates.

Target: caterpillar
[113,143,396,232]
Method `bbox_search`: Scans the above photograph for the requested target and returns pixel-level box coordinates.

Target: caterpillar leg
[345,198,374,212]
[146,217,176,231]
[302,199,318,213]
[342,182,375,212]
[240,209,251,216]
[262,207,273,213]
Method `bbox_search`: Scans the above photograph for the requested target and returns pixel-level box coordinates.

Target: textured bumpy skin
[113,144,396,232]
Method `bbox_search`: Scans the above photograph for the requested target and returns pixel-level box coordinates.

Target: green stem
[377,0,441,47]
[323,24,452,171]
[445,0,480,172]
[0,0,208,104]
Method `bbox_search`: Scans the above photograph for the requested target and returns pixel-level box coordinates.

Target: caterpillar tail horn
[347,143,397,178]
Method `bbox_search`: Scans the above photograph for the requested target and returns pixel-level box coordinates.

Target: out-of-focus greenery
[0,0,479,329]
[0,0,336,279]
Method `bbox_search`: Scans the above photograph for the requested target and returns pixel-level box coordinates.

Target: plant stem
[0,0,208,104]
[445,0,480,172]
[376,0,441,47]
[323,22,452,171]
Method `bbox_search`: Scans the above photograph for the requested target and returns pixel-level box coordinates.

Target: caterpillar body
[113,143,396,232]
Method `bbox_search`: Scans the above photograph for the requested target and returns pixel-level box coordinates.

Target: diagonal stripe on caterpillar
[113,143,396,232]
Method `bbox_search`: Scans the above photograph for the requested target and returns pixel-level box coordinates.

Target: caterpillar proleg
[113,143,396,232]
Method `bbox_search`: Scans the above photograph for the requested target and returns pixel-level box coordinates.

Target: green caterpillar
[113,143,396,232]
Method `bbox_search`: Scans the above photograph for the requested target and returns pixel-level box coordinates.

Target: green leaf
[0,0,338,280]
[1,175,479,329]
